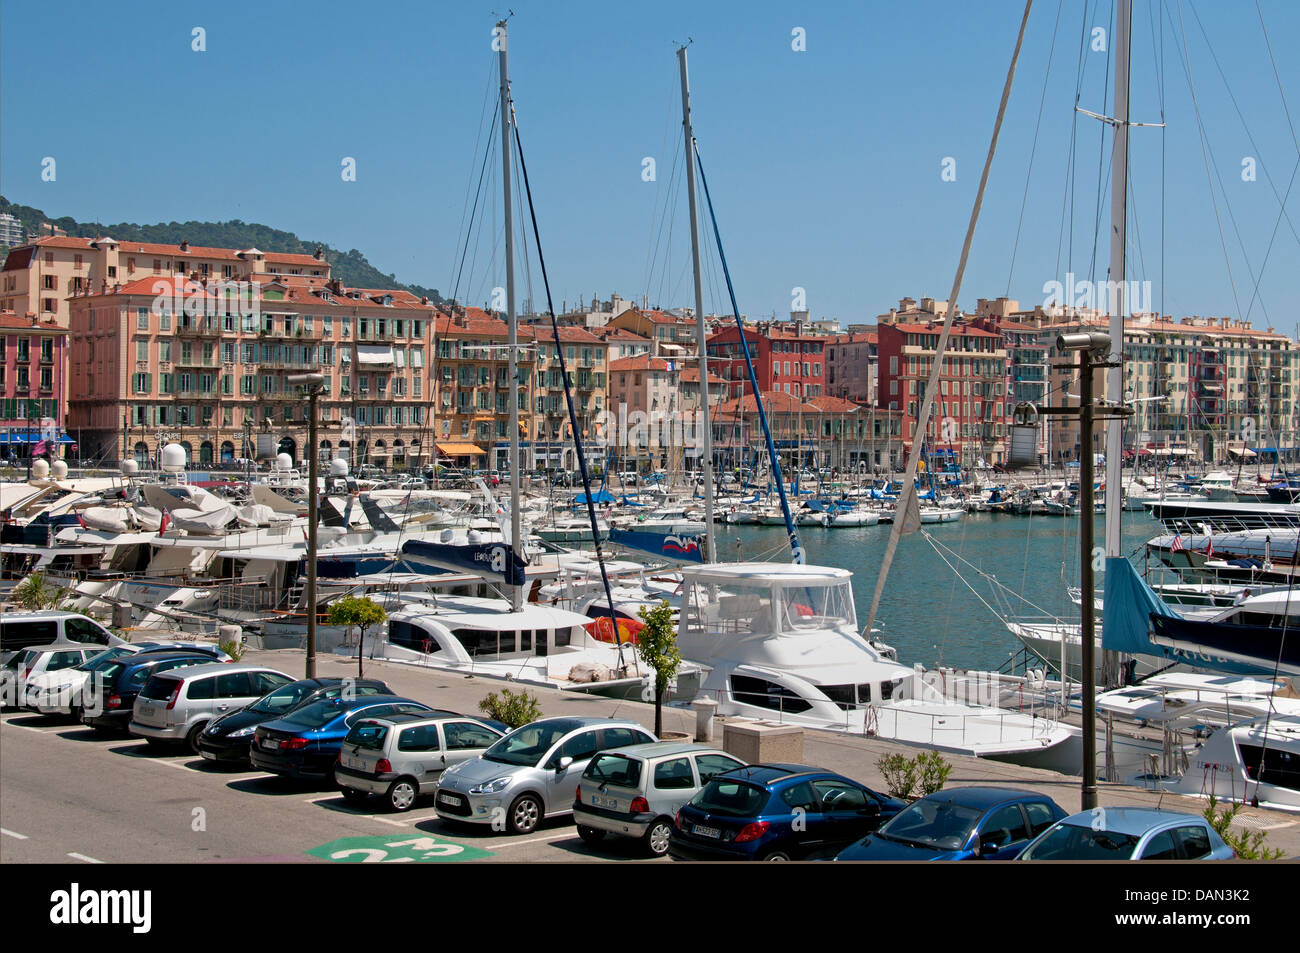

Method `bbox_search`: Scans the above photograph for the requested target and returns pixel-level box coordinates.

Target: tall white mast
[1103,0,1131,550]
[678,45,717,562]
[498,19,523,611]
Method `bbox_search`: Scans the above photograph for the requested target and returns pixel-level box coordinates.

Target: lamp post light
[287,373,325,678]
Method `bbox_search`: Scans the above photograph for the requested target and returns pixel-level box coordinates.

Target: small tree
[876,750,953,800]
[12,572,64,611]
[1202,795,1285,860]
[327,596,387,677]
[478,687,542,729]
[636,600,681,738]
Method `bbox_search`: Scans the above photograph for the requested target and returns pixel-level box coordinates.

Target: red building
[875,321,1010,464]
[706,322,829,402]
[0,311,70,461]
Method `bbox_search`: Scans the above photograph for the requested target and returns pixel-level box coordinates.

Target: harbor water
[715,510,1164,674]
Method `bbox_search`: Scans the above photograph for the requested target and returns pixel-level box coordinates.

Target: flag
[1170,532,1184,553]
[1204,529,1214,558]
[32,439,48,456]
[159,511,171,535]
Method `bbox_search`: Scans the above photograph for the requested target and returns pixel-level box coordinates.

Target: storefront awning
[0,432,76,444]
[356,345,395,365]
[436,442,486,457]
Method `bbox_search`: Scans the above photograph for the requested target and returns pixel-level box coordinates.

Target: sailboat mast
[1103,0,1131,550]
[498,19,523,611]
[678,45,717,563]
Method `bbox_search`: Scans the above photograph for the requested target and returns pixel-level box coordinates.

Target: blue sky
[3,0,1299,332]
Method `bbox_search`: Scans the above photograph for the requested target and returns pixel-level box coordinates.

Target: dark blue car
[250,695,434,782]
[668,764,905,861]
[835,786,1068,861]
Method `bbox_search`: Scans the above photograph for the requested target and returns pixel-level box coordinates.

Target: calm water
[714,511,1163,672]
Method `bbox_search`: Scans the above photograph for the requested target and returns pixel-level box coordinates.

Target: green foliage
[478,687,542,729]
[876,750,953,800]
[219,638,246,662]
[635,601,681,695]
[11,572,65,610]
[326,595,387,633]
[0,195,442,300]
[1202,796,1285,860]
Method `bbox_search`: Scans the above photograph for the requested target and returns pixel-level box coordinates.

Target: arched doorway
[277,436,297,461]
[220,441,235,463]
[393,439,405,470]
[200,441,214,465]
[133,442,148,467]
[319,439,332,465]
[179,442,193,465]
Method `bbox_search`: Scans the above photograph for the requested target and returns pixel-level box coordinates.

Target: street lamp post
[287,373,325,678]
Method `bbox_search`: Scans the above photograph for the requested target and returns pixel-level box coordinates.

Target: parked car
[1018,807,1236,860]
[250,695,435,782]
[195,677,394,765]
[79,650,219,734]
[834,787,1068,861]
[130,663,295,752]
[434,717,657,834]
[336,712,507,811]
[668,764,905,861]
[23,641,229,718]
[573,742,746,856]
[0,611,119,661]
[1,641,99,709]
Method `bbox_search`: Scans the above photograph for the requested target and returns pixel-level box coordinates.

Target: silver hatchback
[433,717,657,834]
[336,713,506,812]
[130,663,294,752]
[573,743,746,856]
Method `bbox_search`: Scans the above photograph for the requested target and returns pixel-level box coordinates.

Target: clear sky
[3,0,1298,332]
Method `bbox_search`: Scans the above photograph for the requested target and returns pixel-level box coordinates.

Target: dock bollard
[691,697,718,743]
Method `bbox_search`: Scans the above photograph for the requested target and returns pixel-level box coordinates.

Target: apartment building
[707,320,829,402]
[530,326,605,470]
[0,312,69,461]
[825,329,878,404]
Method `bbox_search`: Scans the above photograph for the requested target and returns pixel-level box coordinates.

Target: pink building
[0,311,71,460]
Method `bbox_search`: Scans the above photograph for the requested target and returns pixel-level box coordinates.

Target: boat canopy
[682,562,851,587]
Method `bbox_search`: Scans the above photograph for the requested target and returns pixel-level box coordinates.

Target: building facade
[0,312,69,461]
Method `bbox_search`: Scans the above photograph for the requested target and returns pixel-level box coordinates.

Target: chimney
[313,245,324,260]
[180,239,189,253]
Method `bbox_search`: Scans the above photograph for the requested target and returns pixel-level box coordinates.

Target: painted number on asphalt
[306,835,491,863]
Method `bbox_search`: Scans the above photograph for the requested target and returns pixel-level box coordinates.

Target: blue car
[1018,807,1236,860]
[250,695,435,782]
[668,764,905,861]
[835,787,1068,861]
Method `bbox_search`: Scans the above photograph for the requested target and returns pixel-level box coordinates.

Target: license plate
[437,792,461,806]
[590,795,618,809]
[138,705,153,716]
[261,737,279,751]
[344,756,368,772]
[693,824,721,839]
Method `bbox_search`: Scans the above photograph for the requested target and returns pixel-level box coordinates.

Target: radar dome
[50,460,68,480]
[161,443,187,472]
[276,453,293,471]
[120,459,139,475]
[329,458,349,478]
[30,458,50,480]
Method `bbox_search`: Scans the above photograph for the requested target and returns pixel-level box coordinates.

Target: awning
[436,442,486,457]
[356,345,395,365]
[0,432,76,444]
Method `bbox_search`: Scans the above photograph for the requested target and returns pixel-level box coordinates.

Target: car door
[213,671,253,718]
[974,804,1034,859]
[440,721,502,783]
[1170,824,1214,860]
[395,723,443,791]
[809,778,882,854]
[545,728,603,810]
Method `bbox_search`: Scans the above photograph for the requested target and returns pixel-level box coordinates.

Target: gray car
[129,662,294,752]
[336,712,506,812]
[433,716,657,834]
[573,742,746,856]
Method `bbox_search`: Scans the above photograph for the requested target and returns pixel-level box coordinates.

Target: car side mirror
[977,834,1004,857]
[556,756,573,773]
[860,800,881,815]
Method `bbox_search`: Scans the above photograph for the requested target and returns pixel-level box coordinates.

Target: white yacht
[675,562,1071,760]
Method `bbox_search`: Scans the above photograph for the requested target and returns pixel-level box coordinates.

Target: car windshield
[482,723,572,767]
[250,681,323,715]
[77,648,132,671]
[878,798,985,851]
[344,721,388,750]
[585,754,642,787]
[691,779,768,818]
[1021,824,1143,860]
[277,698,352,730]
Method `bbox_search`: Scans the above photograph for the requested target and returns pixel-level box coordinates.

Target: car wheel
[185,722,207,755]
[762,851,791,862]
[577,825,605,845]
[387,778,419,813]
[644,818,673,857]
[507,794,542,835]
[340,787,369,805]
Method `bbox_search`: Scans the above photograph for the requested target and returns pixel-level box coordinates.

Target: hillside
[0,196,444,303]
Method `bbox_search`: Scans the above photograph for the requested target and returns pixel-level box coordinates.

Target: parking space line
[491,832,575,849]
[0,720,54,734]
[366,815,408,827]
[1,828,29,840]
[67,852,104,864]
